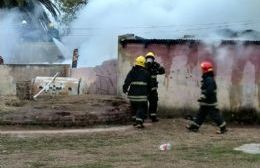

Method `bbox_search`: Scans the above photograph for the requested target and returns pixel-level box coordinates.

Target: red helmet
[200,61,213,73]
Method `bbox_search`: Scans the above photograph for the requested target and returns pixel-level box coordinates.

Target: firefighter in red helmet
[186,61,227,134]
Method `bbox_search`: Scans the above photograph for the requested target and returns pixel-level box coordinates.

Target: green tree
[55,0,88,24]
[0,0,89,24]
[0,0,59,18]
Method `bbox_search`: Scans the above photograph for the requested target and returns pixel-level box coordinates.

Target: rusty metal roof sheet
[119,36,260,46]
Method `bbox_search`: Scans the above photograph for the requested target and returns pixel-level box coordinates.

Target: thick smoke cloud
[0,2,61,64]
[0,10,21,63]
[63,0,260,67]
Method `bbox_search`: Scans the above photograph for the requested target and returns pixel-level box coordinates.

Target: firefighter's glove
[123,86,128,94]
[153,62,160,69]
[154,62,162,74]
[145,62,152,68]
[197,95,206,102]
[123,88,128,94]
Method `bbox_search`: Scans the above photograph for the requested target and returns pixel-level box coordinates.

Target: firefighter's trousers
[130,101,147,123]
[148,90,158,118]
[193,105,225,127]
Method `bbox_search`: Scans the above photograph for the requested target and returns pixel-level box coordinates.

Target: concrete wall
[118,39,260,113]
[0,64,70,96]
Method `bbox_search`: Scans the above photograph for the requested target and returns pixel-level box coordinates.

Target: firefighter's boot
[131,116,136,122]
[151,116,159,122]
[134,120,144,129]
[217,126,227,134]
[186,123,199,132]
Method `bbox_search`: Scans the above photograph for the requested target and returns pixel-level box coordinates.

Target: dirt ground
[0,95,259,167]
[0,119,260,168]
[0,95,131,126]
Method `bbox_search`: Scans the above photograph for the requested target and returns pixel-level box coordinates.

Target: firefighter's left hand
[123,88,127,94]
[197,95,206,102]
[153,62,160,69]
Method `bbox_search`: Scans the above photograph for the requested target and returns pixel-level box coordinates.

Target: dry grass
[0,119,260,168]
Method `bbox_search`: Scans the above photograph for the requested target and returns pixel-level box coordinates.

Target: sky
[2,0,260,66]
[62,0,260,67]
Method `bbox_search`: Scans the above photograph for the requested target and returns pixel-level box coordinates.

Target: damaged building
[118,34,260,114]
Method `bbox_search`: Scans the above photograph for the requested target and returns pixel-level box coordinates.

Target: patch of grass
[25,161,47,168]
[141,153,159,161]
[0,133,140,167]
[209,146,260,162]
[176,143,260,163]
[63,163,113,168]
[0,134,139,154]
[1,119,260,168]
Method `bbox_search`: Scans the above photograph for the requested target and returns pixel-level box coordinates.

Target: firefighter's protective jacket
[146,62,165,91]
[123,65,151,102]
[198,72,217,106]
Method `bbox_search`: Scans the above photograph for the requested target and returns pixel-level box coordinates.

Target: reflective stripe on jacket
[199,72,217,105]
[123,66,151,102]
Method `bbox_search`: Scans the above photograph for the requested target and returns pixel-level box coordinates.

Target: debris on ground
[234,143,260,154]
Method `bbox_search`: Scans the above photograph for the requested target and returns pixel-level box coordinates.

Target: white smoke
[62,0,260,67]
[0,3,62,64]
[0,9,21,63]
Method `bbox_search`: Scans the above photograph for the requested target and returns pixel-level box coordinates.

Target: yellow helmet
[135,55,146,67]
[145,52,155,58]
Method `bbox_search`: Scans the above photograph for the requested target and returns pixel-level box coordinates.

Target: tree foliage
[0,0,88,24]
[0,0,59,18]
[55,0,88,24]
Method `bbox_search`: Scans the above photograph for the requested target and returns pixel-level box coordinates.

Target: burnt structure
[118,35,260,113]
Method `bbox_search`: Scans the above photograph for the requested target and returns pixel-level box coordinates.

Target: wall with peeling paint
[118,38,260,113]
[0,64,70,96]
[71,60,117,95]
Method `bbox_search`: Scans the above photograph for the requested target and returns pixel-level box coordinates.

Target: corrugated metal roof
[119,35,260,46]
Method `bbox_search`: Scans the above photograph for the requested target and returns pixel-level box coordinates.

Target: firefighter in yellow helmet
[123,56,151,128]
[145,52,165,122]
